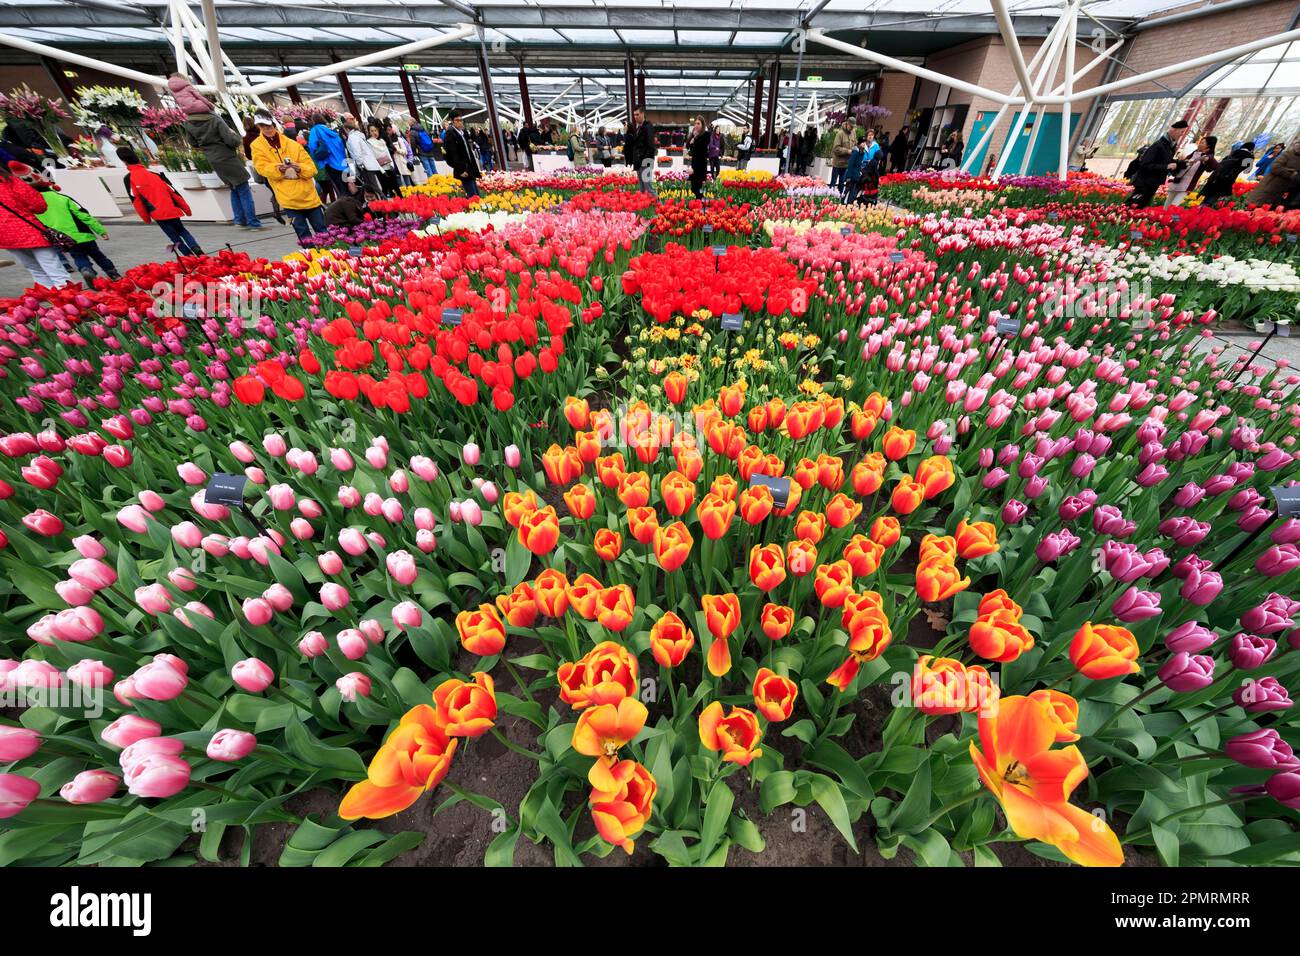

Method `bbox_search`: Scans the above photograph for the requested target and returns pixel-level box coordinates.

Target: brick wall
[1119,0,1298,96]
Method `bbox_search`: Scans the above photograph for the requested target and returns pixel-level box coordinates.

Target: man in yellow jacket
[249,109,325,240]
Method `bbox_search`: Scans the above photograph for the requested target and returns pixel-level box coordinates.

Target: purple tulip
[1135,462,1169,487]
[1112,586,1162,622]
[1173,483,1206,508]
[1202,474,1238,496]
[1228,633,1277,671]
[1241,594,1300,635]
[1233,676,1292,712]
[1257,544,1300,577]
[1101,540,1150,582]
[1071,453,1097,478]
[1237,506,1274,533]
[1001,499,1028,525]
[1158,652,1215,693]
[1171,553,1213,579]
[1224,729,1299,771]
[1179,567,1223,605]
[1165,620,1218,654]
[1036,529,1080,563]
[981,467,1010,489]
[1058,490,1097,521]
[1265,771,1300,809]
[1093,505,1135,537]
[1271,518,1300,545]
[1158,515,1210,548]
[1025,474,1049,499]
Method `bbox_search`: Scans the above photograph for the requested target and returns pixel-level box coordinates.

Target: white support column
[994,14,1070,177]
[1058,1,1078,180]
[990,0,1040,102]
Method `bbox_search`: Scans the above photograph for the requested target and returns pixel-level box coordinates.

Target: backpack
[1123,146,1147,182]
[566,137,575,162]
[416,130,434,153]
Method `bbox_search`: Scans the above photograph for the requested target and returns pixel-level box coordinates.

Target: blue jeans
[286,206,326,240]
[229,182,261,227]
[418,155,437,177]
[71,240,118,279]
[829,166,846,190]
[157,218,203,256]
[461,177,480,198]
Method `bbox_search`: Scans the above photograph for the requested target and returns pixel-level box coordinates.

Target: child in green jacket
[34,183,120,283]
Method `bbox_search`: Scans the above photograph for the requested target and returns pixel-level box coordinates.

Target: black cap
[1171,120,1189,129]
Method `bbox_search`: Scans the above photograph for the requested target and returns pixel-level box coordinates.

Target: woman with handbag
[0,162,71,287]
[367,122,400,196]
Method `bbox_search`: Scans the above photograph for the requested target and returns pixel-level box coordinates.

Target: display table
[748,156,782,175]
[52,167,128,219]
[531,152,570,173]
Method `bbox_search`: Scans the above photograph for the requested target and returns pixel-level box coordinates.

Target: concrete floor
[0,219,304,299]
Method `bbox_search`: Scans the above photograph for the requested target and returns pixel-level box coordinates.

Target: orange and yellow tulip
[432,672,497,737]
[653,521,694,572]
[760,602,794,640]
[916,559,971,603]
[881,425,916,461]
[719,383,745,417]
[518,505,561,555]
[752,667,798,722]
[1069,622,1140,679]
[456,603,506,656]
[911,655,970,715]
[595,452,627,489]
[338,704,457,820]
[786,538,818,577]
[748,544,787,592]
[795,509,827,544]
[660,470,696,517]
[826,492,862,529]
[558,641,639,709]
[533,568,570,618]
[593,527,623,562]
[563,483,597,521]
[710,473,739,503]
[969,695,1123,867]
[595,583,635,632]
[814,560,854,609]
[566,572,604,620]
[970,612,1035,663]
[502,489,539,529]
[696,493,736,540]
[495,581,539,628]
[870,515,901,548]
[1028,689,1081,743]
[698,701,764,765]
[572,696,648,762]
[663,371,688,405]
[564,395,590,430]
[843,534,884,577]
[649,611,695,668]
[738,484,774,524]
[627,505,659,545]
[915,455,955,499]
[891,475,926,515]
[955,518,998,558]
[618,470,651,508]
[589,758,657,855]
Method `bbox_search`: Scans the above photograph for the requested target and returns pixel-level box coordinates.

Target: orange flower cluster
[827,589,893,691]
[915,532,975,603]
[339,673,496,820]
[910,655,998,715]
[891,455,955,515]
[969,589,1035,663]
[562,643,656,854]
[970,694,1123,867]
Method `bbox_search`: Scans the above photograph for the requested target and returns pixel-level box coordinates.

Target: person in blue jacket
[843,138,867,203]
[307,115,350,200]
[1253,143,1284,179]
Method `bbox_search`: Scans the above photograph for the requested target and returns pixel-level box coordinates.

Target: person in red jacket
[118,147,204,256]
[0,161,70,287]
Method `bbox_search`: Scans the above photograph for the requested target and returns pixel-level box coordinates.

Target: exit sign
[402,64,421,72]
[806,75,823,83]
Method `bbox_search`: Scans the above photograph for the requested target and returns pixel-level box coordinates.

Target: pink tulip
[72,534,107,559]
[177,461,207,485]
[267,483,296,510]
[230,439,256,463]
[9,659,62,690]
[262,433,287,457]
[392,601,422,631]
[123,753,191,798]
[338,527,368,556]
[67,659,113,689]
[318,551,344,575]
[365,444,388,469]
[338,485,361,509]
[320,582,350,611]
[336,672,372,702]
[101,714,162,749]
[51,606,104,642]
[389,469,409,494]
[504,444,521,469]
[410,455,438,481]
[462,443,481,466]
[207,729,257,762]
[167,567,198,593]
[116,503,151,534]
[416,529,437,553]
[262,583,294,613]
[60,769,120,804]
[55,579,95,606]
[337,628,368,660]
[68,557,117,591]
[231,658,275,693]
[298,631,328,658]
[386,550,418,586]
[134,583,174,615]
[237,598,274,631]
[0,727,40,761]
[0,774,41,819]
[131,659,188,701]
[330,448,354,471]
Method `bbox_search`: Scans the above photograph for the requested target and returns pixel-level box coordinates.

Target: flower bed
[0,177,1298,873]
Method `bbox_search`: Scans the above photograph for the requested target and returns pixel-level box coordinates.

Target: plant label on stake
[441,308,463,327]
[721,311,744,332]
[996,316,1022,337]
[1273,486,1300,519]
[347,245,363,257]
[840,226,852,236]
[205,473,248,508]
[750,474,792,511]
[890,251,904,264]
[712,245,728,258]
[703,224,714,235]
